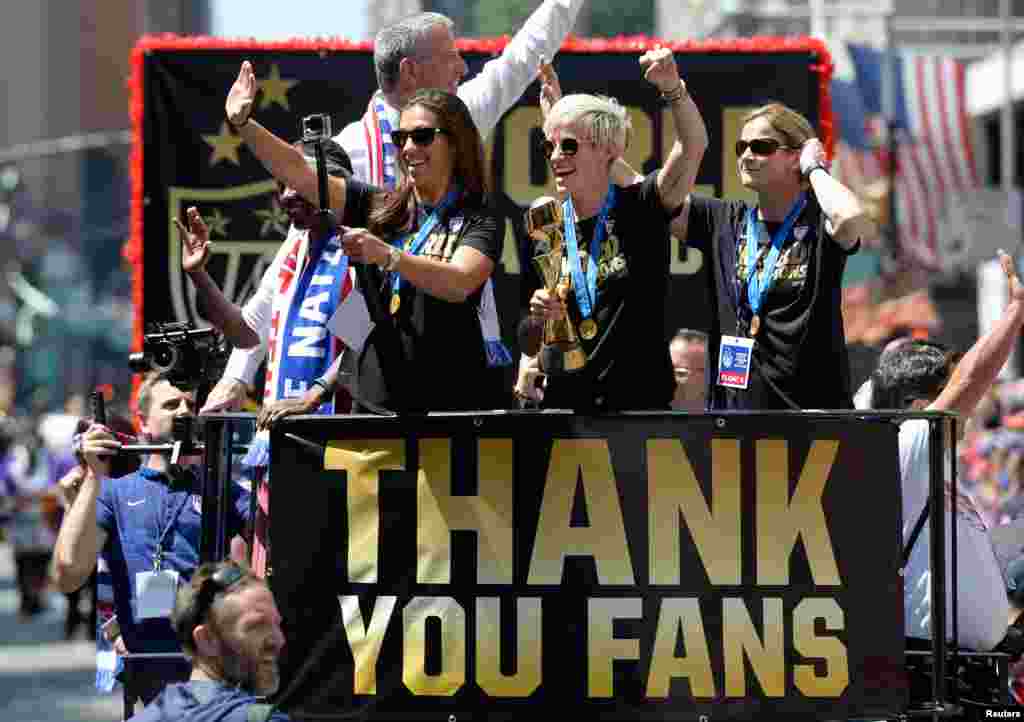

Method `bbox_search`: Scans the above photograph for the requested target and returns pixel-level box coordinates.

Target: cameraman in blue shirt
[51,372,251,702]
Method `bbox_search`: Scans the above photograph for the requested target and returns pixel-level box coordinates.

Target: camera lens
[128,351,150,372]
[151,346,179,373]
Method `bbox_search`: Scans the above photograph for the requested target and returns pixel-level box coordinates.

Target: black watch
[803,163,828,180]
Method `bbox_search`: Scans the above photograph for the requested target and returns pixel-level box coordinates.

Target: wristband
[311,377,332,395]
[802,162,829,180]
[660,82,687,104]
[227,111,250,130]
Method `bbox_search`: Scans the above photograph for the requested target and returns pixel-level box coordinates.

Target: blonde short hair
[544,94,631,158]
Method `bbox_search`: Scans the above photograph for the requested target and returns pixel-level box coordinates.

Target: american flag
[831,43,980,271]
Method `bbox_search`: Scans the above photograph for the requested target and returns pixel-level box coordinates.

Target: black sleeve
[457,209,503,263]
[341,177,381,228]
[638,171,676,226]
[685,195,723,255]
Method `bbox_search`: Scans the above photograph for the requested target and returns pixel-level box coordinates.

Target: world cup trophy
[525,197,587,374]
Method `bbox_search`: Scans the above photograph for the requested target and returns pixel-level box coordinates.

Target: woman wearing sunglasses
[225,62,505,413]
[676,103,876,410]
[523,47,709,411]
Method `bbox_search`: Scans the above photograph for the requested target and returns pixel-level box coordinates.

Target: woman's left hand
[639,45,680,94]
[799,138,828,177]
[341,227,390,266]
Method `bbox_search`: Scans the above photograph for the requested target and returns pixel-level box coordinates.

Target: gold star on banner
[257,64,299,112]
[204,208,231,238]
[202,122,245,167]
[254,196,290,238]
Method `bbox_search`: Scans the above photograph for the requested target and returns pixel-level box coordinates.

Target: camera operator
[127,559,289,721]
[50,371,252,705]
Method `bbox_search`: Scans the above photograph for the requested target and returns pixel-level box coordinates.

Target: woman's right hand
[529,288,566,322]
[225,61,257,128]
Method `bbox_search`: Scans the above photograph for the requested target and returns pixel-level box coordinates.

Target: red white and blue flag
[831,43,980,271]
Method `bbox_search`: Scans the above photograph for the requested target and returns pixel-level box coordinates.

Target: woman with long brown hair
[224,62,507,413]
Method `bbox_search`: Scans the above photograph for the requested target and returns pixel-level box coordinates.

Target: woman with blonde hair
[675,101,876,409]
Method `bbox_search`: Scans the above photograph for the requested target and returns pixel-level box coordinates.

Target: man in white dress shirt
[205,0,585,412]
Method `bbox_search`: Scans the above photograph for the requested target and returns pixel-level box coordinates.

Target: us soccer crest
[167,180,286,328]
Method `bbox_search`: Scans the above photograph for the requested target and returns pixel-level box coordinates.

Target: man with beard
[127,560,289,721]
[51,372,251,704]
[176,140,353,575]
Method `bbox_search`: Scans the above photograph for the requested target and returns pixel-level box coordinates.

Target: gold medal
[390,294,401,315]
[579,318,598,340]
[749,314,761,337]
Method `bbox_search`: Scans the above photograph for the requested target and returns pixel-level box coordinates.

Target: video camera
[128,321,228,392]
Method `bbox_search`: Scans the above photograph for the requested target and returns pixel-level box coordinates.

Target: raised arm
[930,249,1024,417]
[226,61,348,219]
[799,140,877,250]
[175,207,260,349]
[459,0,585,139]
[641,47,709,214]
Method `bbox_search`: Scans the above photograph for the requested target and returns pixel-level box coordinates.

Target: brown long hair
[368,89,489,235]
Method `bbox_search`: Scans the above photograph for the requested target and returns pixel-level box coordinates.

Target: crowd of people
[3,0,1024,719]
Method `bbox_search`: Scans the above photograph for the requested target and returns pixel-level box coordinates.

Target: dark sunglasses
[734,138,794,157]
[542,137,582,157]
[194,563,245,625]
[391,127,449,148]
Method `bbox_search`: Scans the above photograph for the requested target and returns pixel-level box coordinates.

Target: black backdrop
[130,38,827,392]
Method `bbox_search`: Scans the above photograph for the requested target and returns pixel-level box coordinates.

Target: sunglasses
[541,137,584,157]
[391,127,450,148]
[194,563,245,625]
[734,138,794,157]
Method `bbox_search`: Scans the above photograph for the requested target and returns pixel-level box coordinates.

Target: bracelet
[226,111,250,130]
[380,246,402,273]
[802,162,829,180]
[660,82,687,104]
[311,377,332,395]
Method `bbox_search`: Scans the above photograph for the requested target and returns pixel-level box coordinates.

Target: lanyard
[743,193,806,317]
[563,185,616,321]
[390,188,460,299]
[153,489,190,571]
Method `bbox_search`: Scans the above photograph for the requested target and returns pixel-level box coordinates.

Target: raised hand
[174,206,211,273]
[639,45,681,94]
[538,57,562,121]
[1000,249,1024,303]
[225,61,257,128]
[799,137,828,177]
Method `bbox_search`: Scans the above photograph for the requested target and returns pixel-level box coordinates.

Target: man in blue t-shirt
[128,559,290,721]
[51,373,250,691]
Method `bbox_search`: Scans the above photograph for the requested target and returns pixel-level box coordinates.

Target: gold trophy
[525,196,587,375]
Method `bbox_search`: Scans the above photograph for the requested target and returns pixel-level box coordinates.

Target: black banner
[268,412,904,720]
[131,39,827,386]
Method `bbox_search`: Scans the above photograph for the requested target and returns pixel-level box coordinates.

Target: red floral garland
[126,33,834,368]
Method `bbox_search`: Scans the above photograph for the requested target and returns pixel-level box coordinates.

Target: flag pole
[882,11,900,268]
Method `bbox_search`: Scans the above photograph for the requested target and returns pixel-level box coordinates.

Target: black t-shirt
[522,172,676,411]
[686,194,857,410]
[343,179,506,413]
